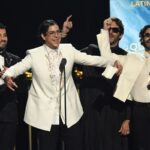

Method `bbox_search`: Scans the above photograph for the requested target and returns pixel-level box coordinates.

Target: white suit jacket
[97,30,145,102]
[4,44,114,131]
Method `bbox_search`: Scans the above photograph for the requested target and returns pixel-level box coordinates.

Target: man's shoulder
[117,47,127,55]
[60,43,74,49]
[59,44,76,54]
[5,51,20,61]
[26,45,44,54]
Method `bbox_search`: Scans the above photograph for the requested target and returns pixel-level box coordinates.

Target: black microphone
[147,82,150,90]
[147,73,150,90]
[59,58,67,72]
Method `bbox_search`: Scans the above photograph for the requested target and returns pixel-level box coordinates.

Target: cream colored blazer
[97,30,145,102]
[4,44,114,131]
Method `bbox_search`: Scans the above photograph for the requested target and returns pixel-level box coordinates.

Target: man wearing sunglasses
[96,17,131,150]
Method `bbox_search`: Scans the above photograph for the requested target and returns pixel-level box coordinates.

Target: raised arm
[61,15,73,38]
[97,18,112,57]
[96,21,125,65]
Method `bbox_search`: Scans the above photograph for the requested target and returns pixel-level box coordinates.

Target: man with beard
[0,22,23,150]
[96,17,131,150]
[131,25,150,150]
[98,23,150,150]
[75,17,130,150]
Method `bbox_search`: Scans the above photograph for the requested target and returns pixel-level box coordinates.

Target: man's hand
[4,76,18,91]
[62,15,73,37]
[114,60,123,76]
[103,17,112,30]
[0,66,7,77]
[118,120,130,135]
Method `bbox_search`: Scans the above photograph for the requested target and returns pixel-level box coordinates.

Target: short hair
[139,25,150,46]
[0,22,6,29]
[111,17,124,35]
[38,19,58,43]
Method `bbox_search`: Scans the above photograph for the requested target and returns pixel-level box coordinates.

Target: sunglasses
[109,27,120,33]
[144,33,150,38]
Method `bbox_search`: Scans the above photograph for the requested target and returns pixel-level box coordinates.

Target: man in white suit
[97,22,150,150]
[3,19,117,150]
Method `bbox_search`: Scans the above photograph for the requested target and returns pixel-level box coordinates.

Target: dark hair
[0,22,6,29]
[38,19,58,43]
[139,25,150,46]
[111,17,124,35]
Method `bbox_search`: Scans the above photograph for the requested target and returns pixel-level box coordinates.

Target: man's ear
[41,34,45,41]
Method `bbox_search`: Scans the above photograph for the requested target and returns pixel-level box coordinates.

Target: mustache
[145,39,150,43]
[0,40,7,43]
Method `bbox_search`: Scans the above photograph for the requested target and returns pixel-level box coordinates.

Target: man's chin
[145,47,150,52]
[145,43,150,51]
[52,45,59,49]
[110,38,115,43]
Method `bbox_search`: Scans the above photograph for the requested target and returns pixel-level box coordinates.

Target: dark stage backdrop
[0,0,109,150]
[0,0,109,57]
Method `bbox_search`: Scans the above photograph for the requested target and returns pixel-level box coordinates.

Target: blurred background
[0,0,109,58]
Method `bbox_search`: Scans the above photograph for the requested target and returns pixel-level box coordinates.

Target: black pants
[36,118,83,150]
[132,102,150,150]
[0,122,16,150]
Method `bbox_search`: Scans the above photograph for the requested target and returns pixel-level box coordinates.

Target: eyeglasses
[46,30,61,37]
[144,33,150,38]
[109,27,120,33]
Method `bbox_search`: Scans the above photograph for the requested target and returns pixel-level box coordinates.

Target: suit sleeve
[97,29,126,65]
[97,29,112,57]
[3,54,32,78]
[73,47,115,67]
[124,100,133,120]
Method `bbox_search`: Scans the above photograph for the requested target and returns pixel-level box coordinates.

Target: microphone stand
[64,68,67,125]
[59,66,67,125]
[59,58,67,150]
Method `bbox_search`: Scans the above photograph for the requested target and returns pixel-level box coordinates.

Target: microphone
[147,84,150,90]
[59,58,67,72]
[147,73,150,90]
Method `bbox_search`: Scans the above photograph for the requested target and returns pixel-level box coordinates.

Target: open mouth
[0,42,6,46]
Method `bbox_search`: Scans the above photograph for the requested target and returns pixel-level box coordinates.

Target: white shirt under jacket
[97,29,148,102]
[0,55,4,85]
[131,52,150,103]
[3,43,115,131]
